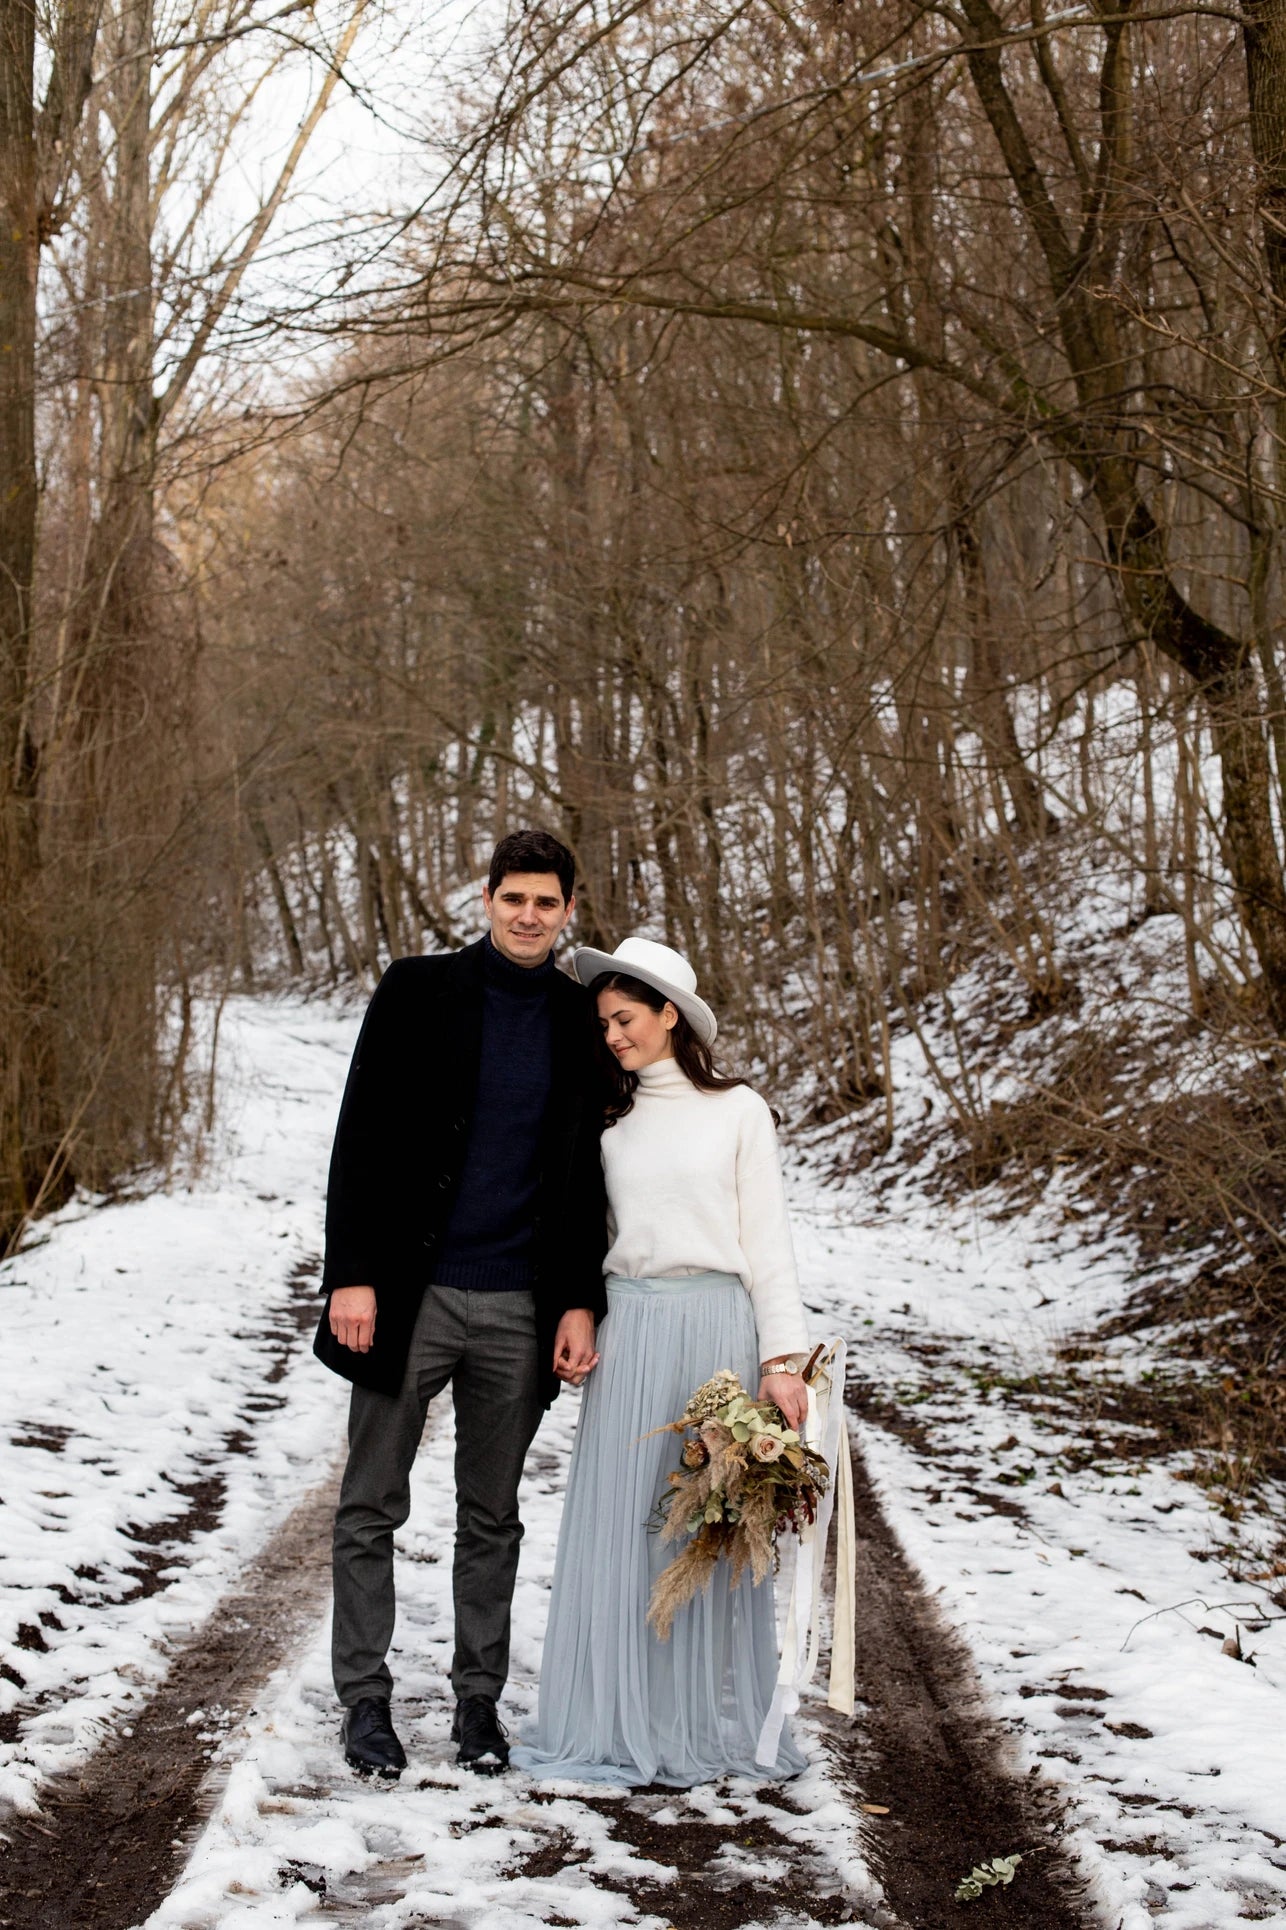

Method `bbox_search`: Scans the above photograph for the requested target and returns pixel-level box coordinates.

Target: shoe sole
[345,1751,404,1780]
[458,1753,508,1776]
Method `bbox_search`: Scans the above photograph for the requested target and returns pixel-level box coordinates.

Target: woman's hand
[758,1369,808,1433]
[553,1308,601,1385]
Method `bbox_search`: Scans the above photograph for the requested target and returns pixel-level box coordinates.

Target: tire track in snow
[840,1434,1095,1930]
[0,1456,342,1930]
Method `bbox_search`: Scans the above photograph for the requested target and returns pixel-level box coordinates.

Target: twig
[1121,1595,1286,1650]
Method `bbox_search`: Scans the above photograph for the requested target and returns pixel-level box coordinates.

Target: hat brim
[572,946,718,1046]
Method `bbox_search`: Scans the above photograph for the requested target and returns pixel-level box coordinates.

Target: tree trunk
[0,0,66,1240]
[251,815,306,975]
[1096,486,1286,1030]
[53,0,161,1183]
[1137,647,1164,917]
[959,0,1286,1025]
[953,504,1054,838]
[1245,0,1286,378]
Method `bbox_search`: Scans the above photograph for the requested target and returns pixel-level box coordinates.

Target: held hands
[330,1291,598,1378]
[329,1285,377,1353]
[758,1369,808,1433]
[553,1308,600,1386]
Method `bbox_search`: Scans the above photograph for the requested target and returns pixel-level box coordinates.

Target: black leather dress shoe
[452,1695,509,1774]
[341,1698,407,1778]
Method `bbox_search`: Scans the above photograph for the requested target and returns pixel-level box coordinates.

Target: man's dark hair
[487,829,576,904]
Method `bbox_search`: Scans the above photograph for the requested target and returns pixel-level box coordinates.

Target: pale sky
[149,0,506,405]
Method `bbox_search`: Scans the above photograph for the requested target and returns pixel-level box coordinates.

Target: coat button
[436,1173,452,1190]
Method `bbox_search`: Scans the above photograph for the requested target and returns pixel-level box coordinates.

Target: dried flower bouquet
[646,1368,831,1639]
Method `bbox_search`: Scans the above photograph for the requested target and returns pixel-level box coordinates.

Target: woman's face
[597,990,677,1069]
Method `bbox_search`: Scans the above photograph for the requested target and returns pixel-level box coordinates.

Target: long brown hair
[591,971,750,1126]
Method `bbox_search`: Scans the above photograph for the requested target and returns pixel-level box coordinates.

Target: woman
[512,935,812,1787]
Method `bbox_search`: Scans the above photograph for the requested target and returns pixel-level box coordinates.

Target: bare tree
[0,0,101,1234]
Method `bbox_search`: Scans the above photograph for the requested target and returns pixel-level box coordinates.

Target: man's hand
[329,1285,377,1353]
[553,1308,599,1386]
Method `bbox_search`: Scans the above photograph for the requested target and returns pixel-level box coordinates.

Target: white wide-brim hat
[572,935,718,1045]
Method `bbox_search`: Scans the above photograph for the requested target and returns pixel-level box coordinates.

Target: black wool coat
[313,938,609,1404]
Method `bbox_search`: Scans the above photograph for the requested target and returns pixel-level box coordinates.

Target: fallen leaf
[860,1803,891,1814]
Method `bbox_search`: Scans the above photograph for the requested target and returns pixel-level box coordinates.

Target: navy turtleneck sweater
[435,933,556,1291]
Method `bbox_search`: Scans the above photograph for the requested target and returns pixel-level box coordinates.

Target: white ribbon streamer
[755,1336,855,1766]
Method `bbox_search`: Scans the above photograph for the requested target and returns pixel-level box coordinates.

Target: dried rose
[751,1433,785,1463]
[682,1438,710,1468]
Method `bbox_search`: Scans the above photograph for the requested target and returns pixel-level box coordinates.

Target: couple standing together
[314,828,813,1786]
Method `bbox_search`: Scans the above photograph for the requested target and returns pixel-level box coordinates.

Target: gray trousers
[331,1284,544,1708]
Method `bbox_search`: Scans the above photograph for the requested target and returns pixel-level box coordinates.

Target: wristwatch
[760,1356,806,1377]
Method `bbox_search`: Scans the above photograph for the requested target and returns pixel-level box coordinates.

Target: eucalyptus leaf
[954,1853,1022,1903]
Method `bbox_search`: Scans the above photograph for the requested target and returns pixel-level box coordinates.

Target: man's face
[483,871,574,967]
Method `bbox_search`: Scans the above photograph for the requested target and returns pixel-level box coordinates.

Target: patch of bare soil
[0,1462,341,1930]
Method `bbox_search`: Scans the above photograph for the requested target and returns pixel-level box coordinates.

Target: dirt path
[0,1439,1096,1930]
[0,1462,341,1930]
[840,1440,1092,1929]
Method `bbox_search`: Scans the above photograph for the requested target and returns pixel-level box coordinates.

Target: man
[314,829,607,1778]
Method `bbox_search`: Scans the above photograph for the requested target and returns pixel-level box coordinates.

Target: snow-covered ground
[3,987,1285,1928]
[0,997,358,1814]
[796,1186,1286,1929]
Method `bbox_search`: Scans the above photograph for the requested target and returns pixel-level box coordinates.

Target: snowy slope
[795,1164,1286,1929]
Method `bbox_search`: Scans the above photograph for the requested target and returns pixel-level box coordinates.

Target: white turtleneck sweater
[600,1057,810,1363]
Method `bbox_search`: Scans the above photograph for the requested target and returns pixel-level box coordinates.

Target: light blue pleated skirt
[512,1272,806,1787]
